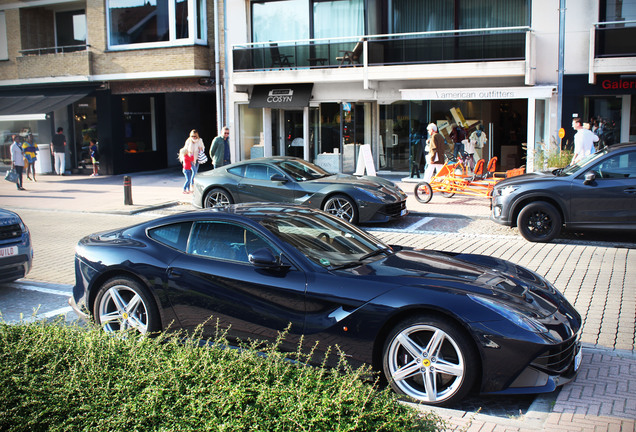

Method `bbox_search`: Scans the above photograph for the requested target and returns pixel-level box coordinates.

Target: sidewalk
[1,169,491,218]
[1,168,189,214]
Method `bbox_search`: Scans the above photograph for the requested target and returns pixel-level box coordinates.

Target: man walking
[209,126,231,169]
[51,127,67,175]
[423,123,447,182]
[571,117,599,165]
[10,135,26,190]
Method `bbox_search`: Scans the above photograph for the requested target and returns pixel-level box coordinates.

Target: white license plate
[0,246,18,259]
[574,346,583,371]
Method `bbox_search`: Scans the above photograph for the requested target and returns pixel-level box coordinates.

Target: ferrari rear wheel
[94,277,160,335]
[323,194,358,224]
[204,188,233,208]
[382,315,477,406]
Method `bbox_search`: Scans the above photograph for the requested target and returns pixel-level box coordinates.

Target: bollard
[123,175,133,205]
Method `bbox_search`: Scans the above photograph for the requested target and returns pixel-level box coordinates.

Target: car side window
[589,151,636,179]
[227,166,245,177]
[187,221,273,263]
[147,222,193,252]
[244,164,270,180]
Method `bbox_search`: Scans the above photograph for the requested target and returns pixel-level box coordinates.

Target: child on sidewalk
[178,147,195,194]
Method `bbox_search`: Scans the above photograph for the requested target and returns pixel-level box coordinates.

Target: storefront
[235,84,554,175]
[562,74,636,147]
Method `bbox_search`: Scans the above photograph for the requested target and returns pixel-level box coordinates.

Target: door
[166,221,307,342]
[237,163,300,203]
[569,150,636,227]
[284,110,304,158]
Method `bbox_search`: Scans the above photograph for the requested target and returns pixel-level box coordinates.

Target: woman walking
[184,129,206,191]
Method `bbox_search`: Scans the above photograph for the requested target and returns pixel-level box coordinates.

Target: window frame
[106,0,207,51]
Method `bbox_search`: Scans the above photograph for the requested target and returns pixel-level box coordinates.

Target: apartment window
[313,0,364,39]
[108,0,206,49]
[601,0,636,21]
[391,0,529,33]
[56,10,87,50]
[252,0,309,42]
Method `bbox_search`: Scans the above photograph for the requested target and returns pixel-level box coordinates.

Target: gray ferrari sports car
[192,156,408,224]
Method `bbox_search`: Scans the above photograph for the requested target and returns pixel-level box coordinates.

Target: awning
[0,87,95,119]
[400,86,556,101]
[249,84,313,109]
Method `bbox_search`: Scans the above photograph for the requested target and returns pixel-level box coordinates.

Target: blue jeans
[183,169,193,191]
[191,162,199,188]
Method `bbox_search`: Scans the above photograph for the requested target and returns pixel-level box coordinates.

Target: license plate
[0,246,18,259]
[574,346,582,371]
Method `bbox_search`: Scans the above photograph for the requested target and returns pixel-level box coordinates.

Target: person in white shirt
[183,129,206,191]
[571,117,599,165]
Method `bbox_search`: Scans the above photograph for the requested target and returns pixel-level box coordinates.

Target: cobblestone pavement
[1,170,635,431]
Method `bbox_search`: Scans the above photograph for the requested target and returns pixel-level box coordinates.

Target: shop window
[107,0,206,49]
[122,96,156,154]
[239,105,264,160]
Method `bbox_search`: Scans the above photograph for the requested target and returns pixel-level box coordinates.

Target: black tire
[441,191,455,198]
[204,188,234,208]
[517,201,562,243]
[382,315,477,406]
[414,182,433,204]
[93,276,161,335]
[322,194,358,224]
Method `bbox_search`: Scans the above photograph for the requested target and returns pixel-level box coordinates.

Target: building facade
[0,0,223,175]
[225,0,636,175]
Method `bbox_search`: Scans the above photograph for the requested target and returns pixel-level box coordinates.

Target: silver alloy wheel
[97,285,150,334]
[205,189,232,208]
[386,324,466,403]
[323,196,356,222]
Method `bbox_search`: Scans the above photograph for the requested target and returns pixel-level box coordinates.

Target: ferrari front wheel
[382,315,477,406]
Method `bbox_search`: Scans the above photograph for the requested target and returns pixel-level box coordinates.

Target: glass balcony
[594,21,636,58]
[233,28,528,72]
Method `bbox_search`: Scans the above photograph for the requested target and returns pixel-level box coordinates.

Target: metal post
[557,0,566,150]
[123,176,133,205]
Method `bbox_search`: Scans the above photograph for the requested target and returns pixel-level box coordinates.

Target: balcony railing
[593,21,636,58]
[19,44,90,56]
[233,27,529,72]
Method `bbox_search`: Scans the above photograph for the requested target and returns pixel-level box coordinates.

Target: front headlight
[469,295,548,333]
[498,185,518,197]
[355,187,386,200]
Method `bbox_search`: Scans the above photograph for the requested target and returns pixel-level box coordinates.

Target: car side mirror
[270,173,287,183]
[583,171,596,185]
[248,247,288,269]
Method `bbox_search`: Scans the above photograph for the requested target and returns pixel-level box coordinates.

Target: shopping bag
[197,150,208,164]
[4,169,18,184]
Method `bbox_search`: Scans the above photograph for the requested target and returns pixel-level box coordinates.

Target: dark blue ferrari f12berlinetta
[70,204,582,406]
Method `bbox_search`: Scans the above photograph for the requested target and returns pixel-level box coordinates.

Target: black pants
[14,165,23,189]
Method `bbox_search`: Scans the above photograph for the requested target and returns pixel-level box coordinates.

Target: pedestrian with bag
[10,135,26,191]
[184,129,206,191]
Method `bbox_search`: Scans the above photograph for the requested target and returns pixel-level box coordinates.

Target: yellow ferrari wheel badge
[422,358,431,367]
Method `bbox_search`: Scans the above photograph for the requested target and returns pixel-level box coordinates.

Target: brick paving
[1,169,635,431]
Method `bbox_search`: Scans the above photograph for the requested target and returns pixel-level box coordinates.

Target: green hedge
[0,321,442,432]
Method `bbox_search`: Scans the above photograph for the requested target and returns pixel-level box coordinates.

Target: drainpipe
[214,0,222,132]
[557,0,566,149]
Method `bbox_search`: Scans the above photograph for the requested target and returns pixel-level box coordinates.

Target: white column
[263,108,272,157]
[527,97,536,172]
[621,95,631,143]
[303,107,310,160]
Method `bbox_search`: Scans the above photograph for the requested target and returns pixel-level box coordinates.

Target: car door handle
[167,268,182,278]
[624,187,636,194]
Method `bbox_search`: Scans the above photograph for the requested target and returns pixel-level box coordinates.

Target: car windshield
[274,159,330,181]
[556,148,610,176]
[257,210,391,268]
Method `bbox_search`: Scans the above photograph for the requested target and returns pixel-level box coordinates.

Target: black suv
[491,143,636,242]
